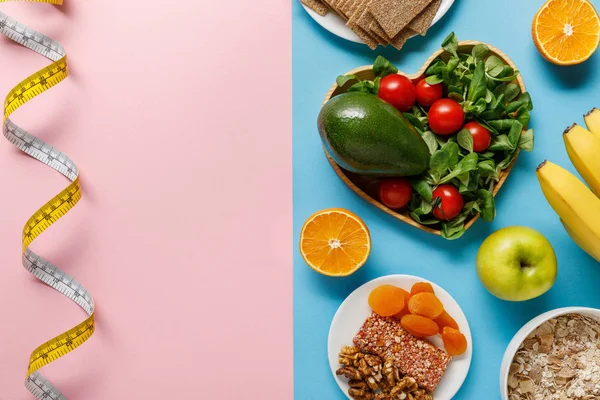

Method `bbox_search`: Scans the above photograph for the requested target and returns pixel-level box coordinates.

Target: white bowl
[499,307,600,399]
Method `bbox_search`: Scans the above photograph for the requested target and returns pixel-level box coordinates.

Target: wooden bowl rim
[320,40,528,236]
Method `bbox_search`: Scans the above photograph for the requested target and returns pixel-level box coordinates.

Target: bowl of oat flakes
[500,307,600,400]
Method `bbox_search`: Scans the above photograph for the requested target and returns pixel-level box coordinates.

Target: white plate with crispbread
[301,0,455,50]
[328,274,472,400]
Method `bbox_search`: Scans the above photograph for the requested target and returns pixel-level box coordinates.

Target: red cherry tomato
[432,185,464,221]
[428,99,465,135]
[463,121,492,152]
[378,74,416,112]
[415,79,443,107]
[379,179,413,209]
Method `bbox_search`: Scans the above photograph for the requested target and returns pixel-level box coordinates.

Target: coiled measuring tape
[0,1,95,398]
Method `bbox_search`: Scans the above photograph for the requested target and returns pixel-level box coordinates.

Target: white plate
[301,0,455,45]
[328,274,472,400]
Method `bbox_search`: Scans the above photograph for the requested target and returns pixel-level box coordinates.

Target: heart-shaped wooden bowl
[321,41,527,236]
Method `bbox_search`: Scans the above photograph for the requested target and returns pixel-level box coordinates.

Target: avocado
[318,92,430,177]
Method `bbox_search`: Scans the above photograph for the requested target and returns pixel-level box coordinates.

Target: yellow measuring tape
[1,1,95,398]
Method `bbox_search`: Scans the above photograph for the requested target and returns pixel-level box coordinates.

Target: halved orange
[299,208,371,277]
[532,0,600,65]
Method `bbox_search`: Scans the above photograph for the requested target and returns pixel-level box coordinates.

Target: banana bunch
[536,108,600,262]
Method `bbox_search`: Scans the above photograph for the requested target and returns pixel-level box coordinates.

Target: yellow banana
[563,123,600,195]
[560,219,600,262]
[584,108,600,138]
[536,160,600,264]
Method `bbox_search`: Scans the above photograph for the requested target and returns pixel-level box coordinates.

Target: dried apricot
[410,282,434,295]
[434,310,459,331]
[368,285,405,317]
[408,292,444,319]
[441,326,467,356]
[391,287,411,316]
[400,314,439,337]
[393,307,411,319]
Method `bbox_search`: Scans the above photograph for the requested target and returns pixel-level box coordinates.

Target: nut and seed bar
[353,313,451,392]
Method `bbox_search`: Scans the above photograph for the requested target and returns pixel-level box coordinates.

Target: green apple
[476,226,557,301]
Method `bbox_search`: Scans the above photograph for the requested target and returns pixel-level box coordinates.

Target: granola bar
[353,313,451,392]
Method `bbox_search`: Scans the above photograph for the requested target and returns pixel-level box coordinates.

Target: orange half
[532,0,600,65]
[299,208,371,277]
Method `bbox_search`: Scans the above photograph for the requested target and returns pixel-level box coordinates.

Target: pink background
[0,1,292,398]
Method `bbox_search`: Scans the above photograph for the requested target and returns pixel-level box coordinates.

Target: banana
[563,123,600,195]
[560,219,600,262]
[584,108,600,138]
[536,160,600,264]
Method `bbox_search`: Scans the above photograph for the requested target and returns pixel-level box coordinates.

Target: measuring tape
[0,1,95,398]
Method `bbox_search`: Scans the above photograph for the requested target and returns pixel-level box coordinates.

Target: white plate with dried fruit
[328,274,472,400]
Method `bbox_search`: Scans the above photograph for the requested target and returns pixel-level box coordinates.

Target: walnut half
[337,347,433,400]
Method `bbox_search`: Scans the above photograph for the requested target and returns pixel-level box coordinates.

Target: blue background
[293,0,600,398]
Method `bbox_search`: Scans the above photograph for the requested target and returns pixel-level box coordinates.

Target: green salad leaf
[457,129,474,152]
[347,80,377,94]
[519,129,534,151]
[441,32,459,57]
[478,189,495,222]
[472,44,489,62]
[373,55,398,78]
[467,60,487,102]
[336,74,360,87]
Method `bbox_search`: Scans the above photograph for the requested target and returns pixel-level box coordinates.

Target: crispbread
[369,19,391,41]
[369,0,433,38]
[341,0,357,14]
[408,0,441,35]
[348,23,378,49]
[390,28,415,50]
[356,4,390,46]
[303,0,442,50]
[355,2,377,31]
[301,0,330,16]
[347,0,369,22]
[322,0,339,10]
[347,0,387,47]
[335,0,352,18]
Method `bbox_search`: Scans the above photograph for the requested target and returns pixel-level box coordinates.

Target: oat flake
[508,314,600,399]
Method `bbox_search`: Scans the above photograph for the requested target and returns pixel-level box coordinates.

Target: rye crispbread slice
[335,0,352,18]
[348,0,389,47]
[390,27,415,50]
[370,0,434,38]
[357,8,390,45]
[347,0,369,22]
[301,0,329,16]
[348,23,378,49]
[369,19,391,41]
[322,0,338,11]
[408,0,441,35]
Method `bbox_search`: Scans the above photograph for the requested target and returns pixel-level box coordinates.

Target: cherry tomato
[428,99,465,135]
[379,179,413,209]
[432,185,464,221]
[463,121,492,152]
[378,74,416,112]
[415,79,443,107]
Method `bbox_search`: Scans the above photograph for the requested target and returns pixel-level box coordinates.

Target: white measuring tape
[0,1,95,399]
